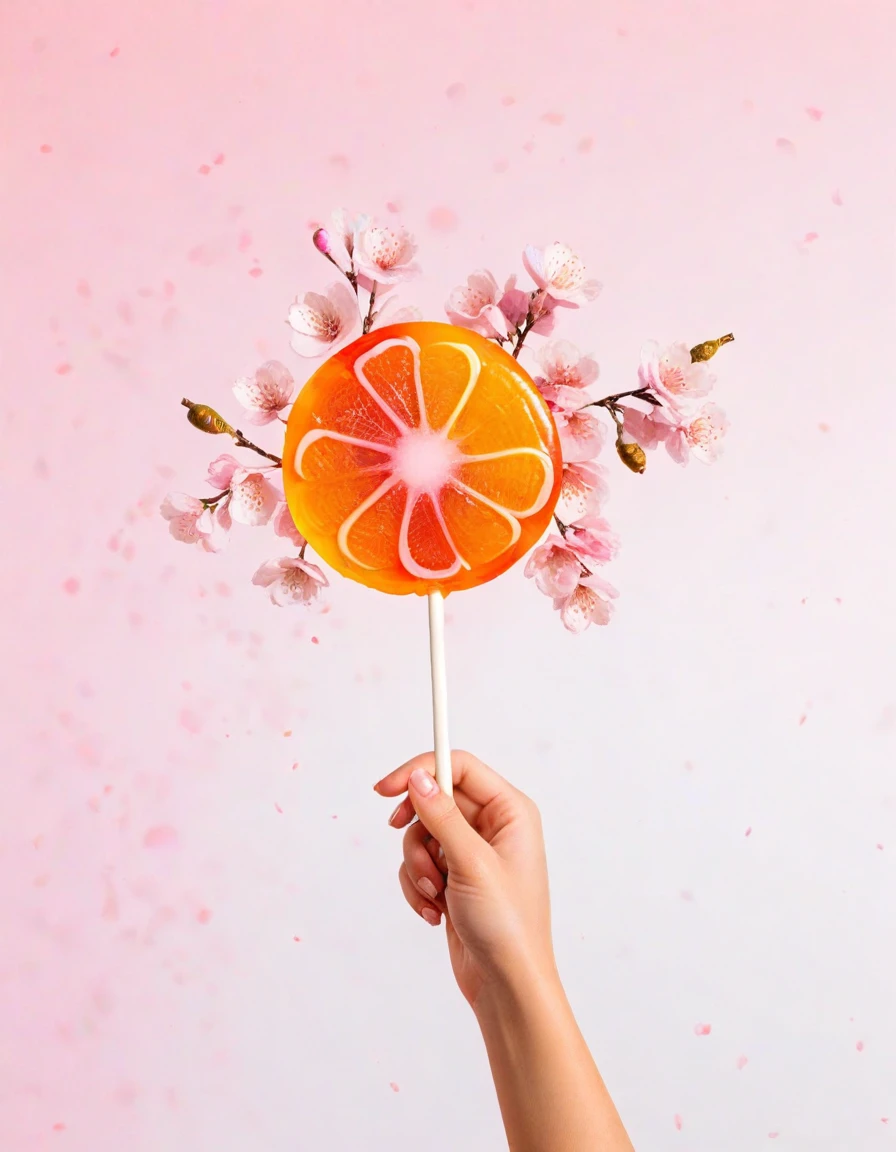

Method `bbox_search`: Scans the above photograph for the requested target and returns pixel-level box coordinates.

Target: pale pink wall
[2,1,895,1149]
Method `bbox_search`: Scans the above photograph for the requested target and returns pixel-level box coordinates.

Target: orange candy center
[282,321,562,595]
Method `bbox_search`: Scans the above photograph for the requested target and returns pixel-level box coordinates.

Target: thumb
[408,766,481,869]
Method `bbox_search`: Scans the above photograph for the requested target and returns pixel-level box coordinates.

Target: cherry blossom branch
[580,387,661,413]
[362,282,378,334]
[181,399,282,465]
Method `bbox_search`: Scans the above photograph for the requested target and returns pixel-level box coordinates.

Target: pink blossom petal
[207,454,240,490]
[273,502,304,546]
[288,282,359,358]
[228,472,279,526]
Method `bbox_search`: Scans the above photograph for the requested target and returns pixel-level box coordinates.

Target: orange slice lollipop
[282,321,562,595]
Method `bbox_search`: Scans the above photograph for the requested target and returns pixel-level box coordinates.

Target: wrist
[473,951,565,1028]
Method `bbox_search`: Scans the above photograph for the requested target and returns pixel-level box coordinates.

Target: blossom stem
[202,489,230,508]
[553,514,568,537]
[181,398,282,466]
[299,541,307,559]
[580,387,659,412]
[362,282,378,335]
[511,290,546,360]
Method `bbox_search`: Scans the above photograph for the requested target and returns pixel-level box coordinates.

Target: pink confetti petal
[542,111,565,125]
[213,152,225,165]
[428,206,457,232]
[55,362,72,375]
[674,1114,683,1131]
[62,577,80,595]
[196,908,213,924]
[143,825,179,850]
[179,708,202,734]
[40,143,53,154]
[445,82,465,100]
[694,1023,712,1036]
[500,94,516,106]
[775,137,796,156]
[248,267,263,278]
[856,1040,865,1052]
[198,164,211,175]
[832,188,844,206]
[736,1054,748,1070]
[745,826,753,837]
[805,106,824,121]
[389,1082,400,1092]
[577,137,594,153]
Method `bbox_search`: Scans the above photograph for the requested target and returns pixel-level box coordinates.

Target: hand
[374,750,556,1009]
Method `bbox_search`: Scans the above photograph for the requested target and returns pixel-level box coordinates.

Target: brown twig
[363,282,378,334]
[511,290,548,360]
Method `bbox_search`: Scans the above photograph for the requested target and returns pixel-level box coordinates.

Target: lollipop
[282,321,562,792]
[163,213,734,798]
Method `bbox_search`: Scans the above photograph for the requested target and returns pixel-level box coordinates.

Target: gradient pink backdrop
[2,1,895,1149]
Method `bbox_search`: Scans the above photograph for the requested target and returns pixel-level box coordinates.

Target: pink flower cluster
[162,213,733,631]
[621,343,730,466]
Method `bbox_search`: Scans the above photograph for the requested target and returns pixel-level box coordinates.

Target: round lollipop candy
[282,320,562,792]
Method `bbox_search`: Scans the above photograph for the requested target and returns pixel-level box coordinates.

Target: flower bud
[616,436,646,474]
[313,227,331,256]
[183,400,233,435]
[690,333,734,363]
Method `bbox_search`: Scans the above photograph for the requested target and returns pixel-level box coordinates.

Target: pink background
[2,1,895,1148]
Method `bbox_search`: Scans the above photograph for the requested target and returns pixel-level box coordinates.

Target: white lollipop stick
[427,591,453,797]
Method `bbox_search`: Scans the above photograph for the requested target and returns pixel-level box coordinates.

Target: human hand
[373,750,556,1009]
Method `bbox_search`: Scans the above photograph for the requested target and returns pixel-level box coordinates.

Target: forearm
[474,962,634,1152]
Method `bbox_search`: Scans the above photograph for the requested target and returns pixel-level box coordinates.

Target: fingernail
[410,768,437,797]
[421,907,441,926]
[418,877,438,900]
[387,801,404,826]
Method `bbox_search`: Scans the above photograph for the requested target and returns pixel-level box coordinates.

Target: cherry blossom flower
[498,275,557,335]
[252,556,328,606]
[272,501,305,547]
[622,403,729,465]
[621,404,667,450]
[207,454,280,525]
[232,360,296,425]
[554,572,618,633]
[556,461,609,523]
[552,405,606,462]
[523,243,601,305]
[665,403,730,465]
[445,270,510,339]
[638,341,713,415]
[288,282,359,358]
[525,535,596,599]
[567,516,619,565]
[534,340,599,407]
[160,493,227,551]
[331,208,369,260]
[354,222,419,284]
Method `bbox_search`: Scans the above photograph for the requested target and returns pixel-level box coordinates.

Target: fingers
[402,821,446,904]
[398,862,442,927]
[375,750,507,809]
[405,764,481,869]
[387,785,479,830]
